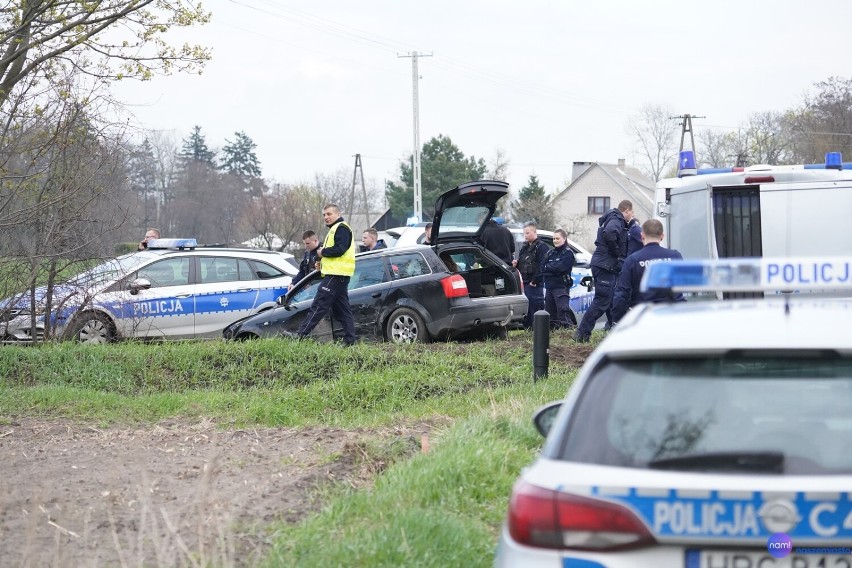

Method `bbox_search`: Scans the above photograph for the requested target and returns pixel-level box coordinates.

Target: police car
[0,239,297,343]
[496,257,852,567]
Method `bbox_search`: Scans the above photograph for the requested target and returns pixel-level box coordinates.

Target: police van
[0,239,297,343]
[496,256,852,567]
[655,151,852,262]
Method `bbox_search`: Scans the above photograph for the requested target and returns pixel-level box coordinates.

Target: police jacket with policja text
[540,244,575,290]
[611,242,685,322]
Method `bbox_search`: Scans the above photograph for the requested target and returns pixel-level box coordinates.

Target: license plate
[686,549,852,568]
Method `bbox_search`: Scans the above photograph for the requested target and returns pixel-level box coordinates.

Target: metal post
[411,51,422,222]
[532,310,550,382]
[399,51,431,222]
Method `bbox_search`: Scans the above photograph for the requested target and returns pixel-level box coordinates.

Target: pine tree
[510,174,555,228]
[179,125,216,166]
[220,131,262,178]
[385,134,487,219]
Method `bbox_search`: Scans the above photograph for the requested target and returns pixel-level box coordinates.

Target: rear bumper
[427,296,526,339]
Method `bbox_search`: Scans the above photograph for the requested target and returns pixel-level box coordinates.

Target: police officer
[575,199,633,342]
[513,222,549,329]
[359,228,387,252]
[611,218,685,323]
[481,218,515,265]
[292,230,321,286]
[295,204,357,345]
[626,217,643,257]
[541,228,576,329]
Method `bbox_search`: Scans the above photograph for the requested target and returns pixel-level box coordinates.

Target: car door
[116,257,195,338]
[271,256,391,341]
[193,256,263,337]
[342,256,390,339]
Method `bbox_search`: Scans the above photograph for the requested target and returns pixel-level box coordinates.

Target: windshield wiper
[647,451,784,473]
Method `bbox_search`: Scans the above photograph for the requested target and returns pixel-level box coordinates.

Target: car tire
[386,308,430,344]
[66,312,115,344]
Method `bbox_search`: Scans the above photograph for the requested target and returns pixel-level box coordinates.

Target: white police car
[496,257,852,567]
[0,239,297,343]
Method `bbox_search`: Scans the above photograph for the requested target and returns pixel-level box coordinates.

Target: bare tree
[0,0,211,108]
[627,104,680,182]
[239,183,325,252]
[786,76,852,163]
[0,70,132,341]
[487,148,511,181]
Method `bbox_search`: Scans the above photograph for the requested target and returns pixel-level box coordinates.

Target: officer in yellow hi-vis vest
[295,203,357,345]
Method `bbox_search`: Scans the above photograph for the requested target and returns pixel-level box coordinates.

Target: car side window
[199,257,238,284]
[137,258,191,288]
[388,253,431,280]
[252,260,286,280]
[349,257,387,290]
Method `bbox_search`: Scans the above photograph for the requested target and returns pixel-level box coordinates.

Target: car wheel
[66,312,115,344]
[386,308,430,344]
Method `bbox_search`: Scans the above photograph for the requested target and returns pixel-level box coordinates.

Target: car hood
[2,282,105,314]
[431,180,508,245]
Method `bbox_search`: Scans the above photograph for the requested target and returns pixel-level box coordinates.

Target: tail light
[441,274,468,298]
[507,480,655,551]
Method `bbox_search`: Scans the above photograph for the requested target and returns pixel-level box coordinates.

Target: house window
[588,197,610,214]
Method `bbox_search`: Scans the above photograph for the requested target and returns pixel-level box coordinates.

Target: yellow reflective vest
[321,221,356,276]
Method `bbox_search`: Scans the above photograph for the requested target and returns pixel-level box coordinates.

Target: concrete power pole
[671,113,705,155]
[351,153,369,227]
[399,51,431,222]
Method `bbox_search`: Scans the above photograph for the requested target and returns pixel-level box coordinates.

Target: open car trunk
[437,245,521,298]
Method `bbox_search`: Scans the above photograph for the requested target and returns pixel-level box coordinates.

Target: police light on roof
[641,257,852,293]
[677,150,697,178]
[825,151,843,170]
[146,238,197,250]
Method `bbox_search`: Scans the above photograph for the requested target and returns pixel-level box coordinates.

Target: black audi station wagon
[222,181,528,343]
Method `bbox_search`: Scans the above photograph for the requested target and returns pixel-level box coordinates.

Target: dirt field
[0,342,591,567]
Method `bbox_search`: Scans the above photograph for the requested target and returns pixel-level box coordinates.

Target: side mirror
[129,278,152,295]
[276,293,287,306]
[580,275,594,291]
[532,401,563,438]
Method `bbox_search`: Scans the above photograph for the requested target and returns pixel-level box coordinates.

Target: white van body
[655,162,852,260]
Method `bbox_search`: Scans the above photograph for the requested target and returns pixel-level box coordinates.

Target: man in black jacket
[611,219,685,323]
[292,230,321,286]
[481,219,515,265]
[513,222,550,328]
[575,199,633,342]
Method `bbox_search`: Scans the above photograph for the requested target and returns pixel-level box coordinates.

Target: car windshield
[438,205,490,239]
[66,253,153,287]
[558,355,852,474]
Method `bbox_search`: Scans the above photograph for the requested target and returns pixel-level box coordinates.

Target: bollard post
[532,310,550,382]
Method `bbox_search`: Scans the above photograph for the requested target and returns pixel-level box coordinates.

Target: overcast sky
[114,0,852,212]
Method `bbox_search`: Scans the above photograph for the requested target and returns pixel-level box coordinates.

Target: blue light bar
[677,150,697,177]
[825,151,843,170]
[146,238,197,250]
[642,257,852,293]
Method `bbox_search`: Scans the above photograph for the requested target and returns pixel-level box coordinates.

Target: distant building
[551,159,655,250]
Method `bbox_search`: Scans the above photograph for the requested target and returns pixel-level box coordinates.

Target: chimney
[617,158,626,168]
[572,161,593,182]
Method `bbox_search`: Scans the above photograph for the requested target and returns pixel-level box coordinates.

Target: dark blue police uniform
[516,238,550,328]
[541,242,576,328]
[611,242,685,323]
[576,208,628,340]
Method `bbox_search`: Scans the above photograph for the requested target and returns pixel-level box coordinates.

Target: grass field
[0,331,597,567]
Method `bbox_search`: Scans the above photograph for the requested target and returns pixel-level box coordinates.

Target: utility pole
[351,154,369,227]
[399,51,432,221]
[670,113,705,155]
